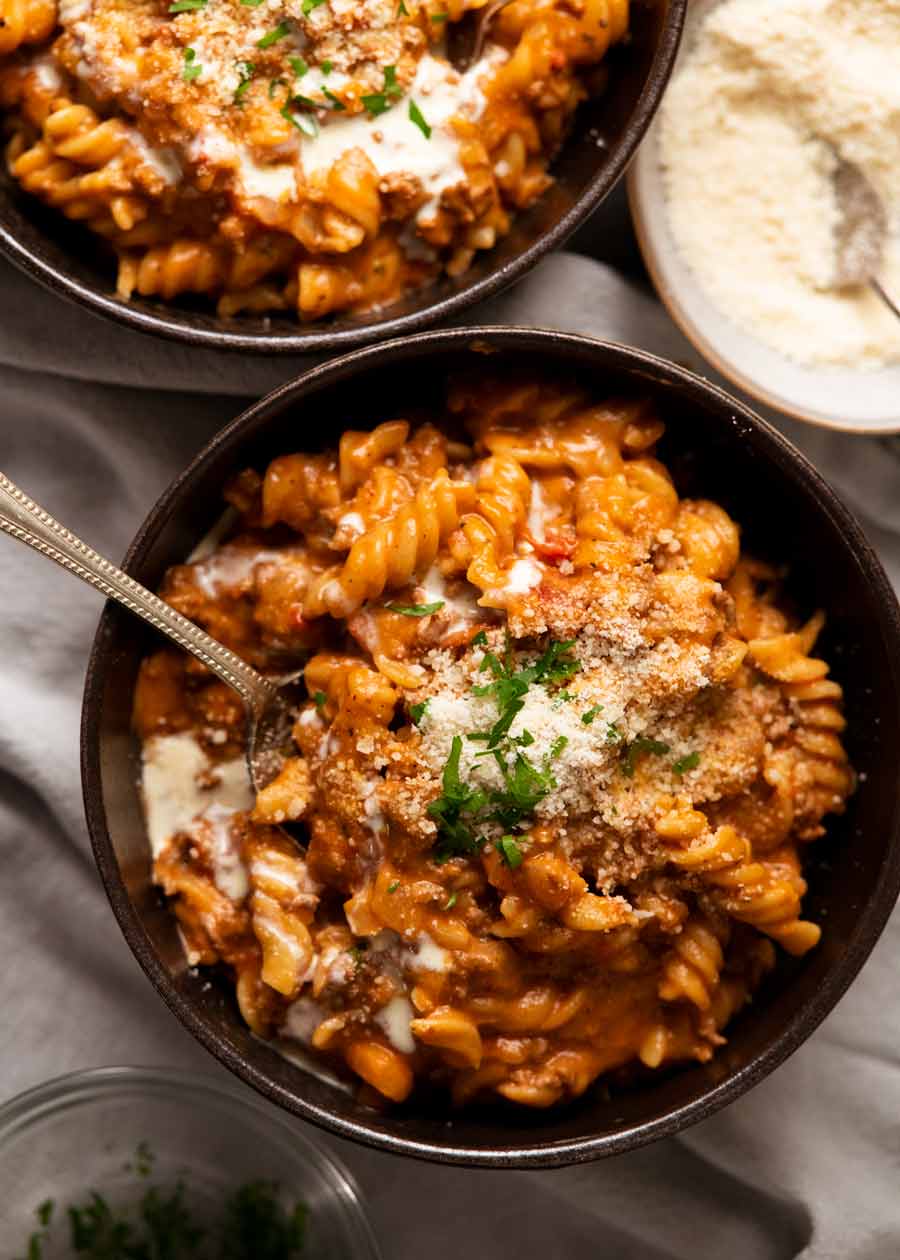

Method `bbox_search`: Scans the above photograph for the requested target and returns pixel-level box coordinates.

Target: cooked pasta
[134,375,852,1108]
[0,0,628,323]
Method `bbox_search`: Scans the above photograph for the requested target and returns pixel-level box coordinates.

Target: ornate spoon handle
[0,470,275,715]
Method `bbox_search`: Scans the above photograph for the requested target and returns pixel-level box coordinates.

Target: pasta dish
[0,0,628,321]
[134,376,852,1107]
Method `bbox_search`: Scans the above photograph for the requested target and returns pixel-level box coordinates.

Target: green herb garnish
[320,59,332,74]
[397,0,409,12]
[444,891,458,909]
[268,76,286,97]
[410,700,429,724]
[182,47,202,80]
[301,0,326,13]
[233,60,255,103]
[313,690,327,709]
[240,0,264,6]
[430,10,448,19]
[581,704,603,724]
[256,21,291,47]
[408,99,431,138]
[496,835,524,869]
[289,55,309,77]
[361,64,403,117]
[387,880,400,893]
[386,600,444,616]
[622,735,670,778]
[168,0,206,12]
[672,750,701,776]
[280,103,318,137]
[321,86,345,109]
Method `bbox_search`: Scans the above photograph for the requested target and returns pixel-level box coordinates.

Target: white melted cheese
[502,557,543,595]
[416,566,481,634]
[237,147,298,202]
[405,932,450,974]
[141,731,253,870]
[129,129,182,186]
[375,995,416,1053]
[191,545,286,599]
[202,801,250,901]
[282,995,323,1044]
[303,47,506,220]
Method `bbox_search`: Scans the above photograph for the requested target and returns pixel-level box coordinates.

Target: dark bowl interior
[0,0,684,353]
[82,328,900,1166]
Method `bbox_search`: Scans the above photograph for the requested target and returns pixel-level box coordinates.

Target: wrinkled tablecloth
[2,232,900,1259]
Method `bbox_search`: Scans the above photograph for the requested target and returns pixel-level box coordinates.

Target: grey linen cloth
[2,249,900,1259]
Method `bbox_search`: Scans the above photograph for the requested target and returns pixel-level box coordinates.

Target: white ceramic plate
[627,0,900,435]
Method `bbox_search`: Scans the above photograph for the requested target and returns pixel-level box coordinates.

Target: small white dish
[627,0,900,435]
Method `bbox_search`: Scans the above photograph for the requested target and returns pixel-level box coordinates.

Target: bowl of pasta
[0,0,684,350]
[82,327,900,1166]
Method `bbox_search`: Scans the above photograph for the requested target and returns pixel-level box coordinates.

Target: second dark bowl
[82,328,900,1166]
[0,0,684,353]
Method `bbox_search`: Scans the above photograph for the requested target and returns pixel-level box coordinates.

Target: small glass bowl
[0,1066,381,1259]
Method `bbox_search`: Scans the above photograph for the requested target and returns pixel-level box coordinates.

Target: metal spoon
[446,0,511,71]
[0,471,304,792]
[833,156,900,320]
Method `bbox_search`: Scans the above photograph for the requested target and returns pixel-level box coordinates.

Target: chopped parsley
[672,750,701,776]
[268,76,286,98]
[430,10,448,19]
[312,690,327,710]
[397,0,409,12]
[410,700,429,725]
[321,86,345,110]
[606,722,623,744]
[256,21,291,47]
[387,880,400,893]
[182,47,202,81]
[444,891,458,909]
[301,0,327,12]
[622,735,670,778]
[289,56,309,77]
[168,0,206,11]
[240,0,264,6]
[496,835,524,869]
[386,600,444,616]
[18,1173,306,1260]
[408,100,431,138]
[320,59,332,74]
[361,64,403,117]
[233,60,255,104]
[280,103,318,137]
[581,704,604,725]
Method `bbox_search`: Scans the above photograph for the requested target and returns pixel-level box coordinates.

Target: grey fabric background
[2,189,900,1256]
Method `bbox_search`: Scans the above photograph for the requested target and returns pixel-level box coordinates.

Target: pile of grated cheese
[658,0,900,369]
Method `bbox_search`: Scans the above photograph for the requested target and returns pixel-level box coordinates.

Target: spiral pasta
[1,0,629,324]
[136,374,852,1109]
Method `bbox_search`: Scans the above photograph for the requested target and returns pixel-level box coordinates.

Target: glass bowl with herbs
[0,1066,381,1260]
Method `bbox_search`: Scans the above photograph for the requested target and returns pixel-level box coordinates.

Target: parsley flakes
[622,735,670,778]
[409,100,431,138]
[233,60,255,103]
[168,0,206,11]
[673,750,701,776]
[257,21,291,48]
[386,599,444,616]
[496,835,524,869]
[280,103,318,137]
[182,47,202,81]
[361,65,403,117]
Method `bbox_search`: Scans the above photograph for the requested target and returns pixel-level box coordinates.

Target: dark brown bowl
[82,328,900,1166]
[0,0,684,354]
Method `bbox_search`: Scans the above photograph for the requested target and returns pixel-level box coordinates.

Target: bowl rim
[0,0,686,355]
[0,1064,382,1257]
[82,326,900,1167]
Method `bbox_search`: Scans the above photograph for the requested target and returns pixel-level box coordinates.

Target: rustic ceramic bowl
[627,0,900,433]
[0,0,685,353]
[82,328,900,1166]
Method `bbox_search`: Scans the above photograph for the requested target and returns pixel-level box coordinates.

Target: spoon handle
[872,278,900,323]
[0,471,275,713]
